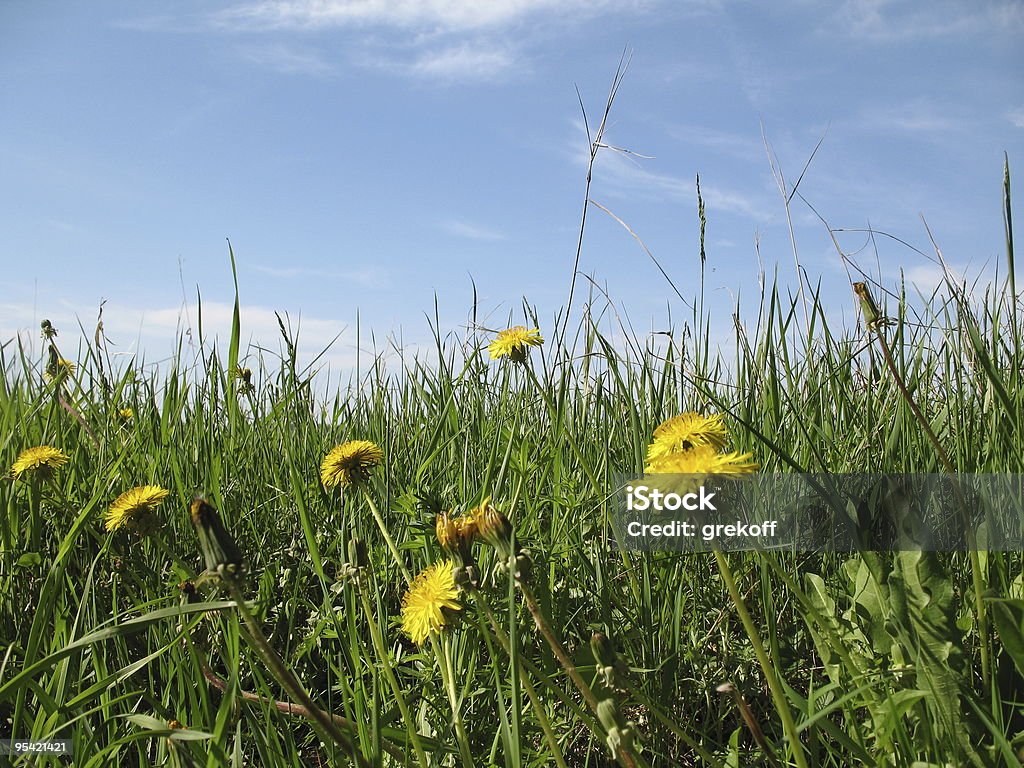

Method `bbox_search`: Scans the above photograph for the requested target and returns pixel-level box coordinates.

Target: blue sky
[2,0,1022,374]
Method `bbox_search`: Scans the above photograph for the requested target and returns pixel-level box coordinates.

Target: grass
[1,133,1023,765]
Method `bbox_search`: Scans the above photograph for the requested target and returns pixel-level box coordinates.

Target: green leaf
[16,552,43,567]
[989,598,1024,679]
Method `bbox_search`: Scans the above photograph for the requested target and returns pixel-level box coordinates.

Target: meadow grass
[2,161,1023,767]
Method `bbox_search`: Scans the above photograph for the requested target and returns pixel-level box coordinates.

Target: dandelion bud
[513,550,532,581]
[596,700,637,759]
[436,511,460,551]
[591,632,628,690]
[591,632,616,667]
[348,537,369,569]
[475,498,513,556]
[336,537,368,588]
[177,580,197,601]
[189,497,245,580]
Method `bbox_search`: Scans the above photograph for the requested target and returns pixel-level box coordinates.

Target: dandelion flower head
[106,485,169,532]
[436,510,478,551]
[401,560,461,644]
[645,444,759,476]
[646,412,728,462]
[321,440,384,488]
[45,358,76,383]
[488,326,544,362]
[12,445,69,480]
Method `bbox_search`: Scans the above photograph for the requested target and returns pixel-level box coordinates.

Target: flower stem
[864,309,990,688]
[520,364,644,610]
[518,582,640,768]
[196,647,409,763]
[362,491,412,584]
[225,579,369,767]
[433,632,475,767]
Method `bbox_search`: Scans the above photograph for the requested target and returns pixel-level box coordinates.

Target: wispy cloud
[827,0,1024,42]
[207,0,661,82]
[236,42,336,75]
[666,124,763,161]
[357,40,518,81]
[409,43,515,81]
[211,0,644,33]
[0,300,359,373]
[577,132,773,221]
[850,99,972,136]
[1010,107,1024,129]
[109,13,203,33]
[897,262,991,303]
[439,219,506,241]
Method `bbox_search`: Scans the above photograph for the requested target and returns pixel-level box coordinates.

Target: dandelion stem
[224,579,370,767]
[518,582,641,768]
[520,363,644,607]
[478,594,600,730]
[196,647,408,763]
[858,285,991,688]
[362,491,412,584]
[433,631,475,767]
[623,681,725,768]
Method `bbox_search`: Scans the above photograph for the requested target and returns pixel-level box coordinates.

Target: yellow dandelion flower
[436,510,479,566]
[646,412,728,462]
[401,560,461,644]
[320,440,384,488]
[230,365,252,384]
[118,407,134,421]
[646,444,759,476]
[436,512,459,549]
[45,358,76,383]
[106,485,169,532]
[11,445,69,480]
[436,511,477,550]
[488,326,544,362]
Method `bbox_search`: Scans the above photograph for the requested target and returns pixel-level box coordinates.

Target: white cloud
[903,263,951,294]
[1010,107,1024,129]
[439,219,505,241]
[236,42,336,75]
[208,0,662,82]
[829,0,1024,42]
[408,43,515,81]
[211,0,642,32]
[899,262,990,303]
[582,138,773,221]
[666,124,763,161]
[851,99,970,136]
[0,300,359,375]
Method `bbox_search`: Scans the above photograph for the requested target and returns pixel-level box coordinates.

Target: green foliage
[1,161,1021,765]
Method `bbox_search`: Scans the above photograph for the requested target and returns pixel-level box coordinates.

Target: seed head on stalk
[189,497,246,584]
